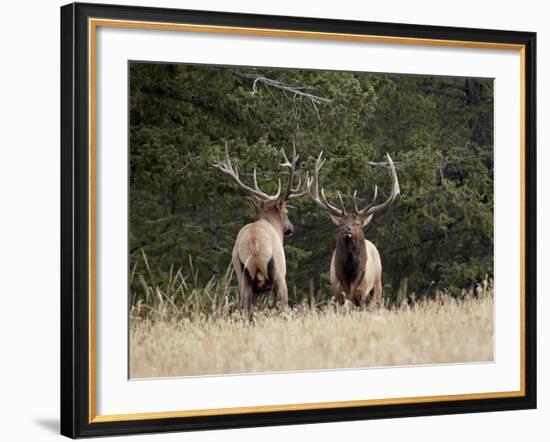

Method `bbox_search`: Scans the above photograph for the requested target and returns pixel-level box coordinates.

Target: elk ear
[361,214,374,227]
[329,214,340,226]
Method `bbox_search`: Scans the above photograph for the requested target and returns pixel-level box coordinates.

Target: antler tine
[292,140,298,166]
[320,188,344,215]
[212,142,230,173]
[280,141,299,168]
[357,153,400,218]
[212,143,281,201]
[280,149,291,168]
[309,151,345,217]
[224,141,232,167]
[281,142,306,200]
[352,190,359,214]
[252,168,259,190]
[371,185,378,206]
[287,171,311,200]
[352,185,378,214]
[336,191,347,216]
[309,151,324,201]
[274,178,282,199]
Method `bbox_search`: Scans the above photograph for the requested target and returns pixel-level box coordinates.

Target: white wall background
[0,0,546,440]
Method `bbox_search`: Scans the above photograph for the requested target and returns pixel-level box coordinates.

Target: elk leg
[356,292,367,309]
[335,290,346,306]
[240,282,255,321]
[234,266,245,310]
[233,258,244,309]
[351,286,363,307]
[235,258,254,316]
[373,277,383,308]
[248,290,258,322]
[273,274,288,309]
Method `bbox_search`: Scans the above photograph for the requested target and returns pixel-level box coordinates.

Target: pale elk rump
[310,151,400,307]
[213,143,310,319]
[235,222,273,291]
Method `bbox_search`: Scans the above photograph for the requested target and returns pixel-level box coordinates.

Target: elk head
[309,151,400,243]
[213,143,310,236]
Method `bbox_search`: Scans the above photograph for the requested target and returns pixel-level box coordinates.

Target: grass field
[130,294,494,378]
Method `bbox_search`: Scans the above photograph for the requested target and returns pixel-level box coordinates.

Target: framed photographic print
[60,2,537,438]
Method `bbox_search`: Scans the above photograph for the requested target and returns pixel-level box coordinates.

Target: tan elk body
[214,144,309,319]
[310,152,400,307]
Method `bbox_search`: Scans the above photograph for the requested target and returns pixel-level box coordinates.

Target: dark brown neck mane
[334,234,367,292]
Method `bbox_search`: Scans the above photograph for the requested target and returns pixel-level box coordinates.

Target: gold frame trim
[88,18,527,424]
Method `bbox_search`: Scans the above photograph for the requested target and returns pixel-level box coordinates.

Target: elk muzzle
[284,220,295,236]
[339,224,353,239]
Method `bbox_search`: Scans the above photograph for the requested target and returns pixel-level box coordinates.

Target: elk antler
[353,153,400,218]
[280,142,311,200]
[309,151,347,218]
[213,142,282,202]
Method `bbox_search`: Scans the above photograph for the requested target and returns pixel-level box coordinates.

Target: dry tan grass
[130,295,493,378]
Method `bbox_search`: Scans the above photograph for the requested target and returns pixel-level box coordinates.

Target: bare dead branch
[236,72,330,109]
[368,160,403,170]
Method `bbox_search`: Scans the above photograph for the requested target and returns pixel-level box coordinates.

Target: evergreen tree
[129,63,493,304]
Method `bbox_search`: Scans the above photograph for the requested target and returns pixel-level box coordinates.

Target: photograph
[57,2,537,438]
[128,62,495,378]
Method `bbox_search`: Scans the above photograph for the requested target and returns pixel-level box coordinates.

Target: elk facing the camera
[213,143,309,320]
[310,152,400,307]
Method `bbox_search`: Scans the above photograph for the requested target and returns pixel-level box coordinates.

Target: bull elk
[213,143,310,319]
[309,152,400,307]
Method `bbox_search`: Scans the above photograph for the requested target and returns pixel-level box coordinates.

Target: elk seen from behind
[213,143,310,320]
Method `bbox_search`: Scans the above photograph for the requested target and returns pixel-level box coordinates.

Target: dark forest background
[129,62,493,307]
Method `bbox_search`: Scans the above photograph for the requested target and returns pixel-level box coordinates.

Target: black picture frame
[61,2,537,438]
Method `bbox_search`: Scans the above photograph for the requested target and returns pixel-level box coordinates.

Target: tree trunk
[465,79,488,146]
[395,276,408,307]
[207,192,220,278]
[309,278,316,307]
